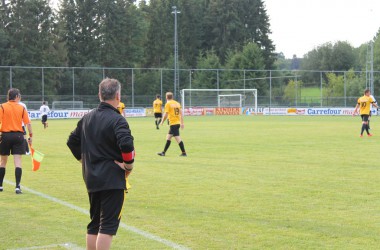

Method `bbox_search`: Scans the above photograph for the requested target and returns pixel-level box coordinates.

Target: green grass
[1,116,380,249]
[301,87,321,97]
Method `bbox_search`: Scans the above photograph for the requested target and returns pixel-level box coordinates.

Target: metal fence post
[320,71,323,107]
[72,67,75,109]
[42,67,45,101]
[9,67,12,88]
[160,68,163,99]
[132,69,134,107]
[344,71,346,107]
[269,70,272,111]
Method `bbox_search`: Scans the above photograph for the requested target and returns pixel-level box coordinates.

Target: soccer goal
[180,89,257,114]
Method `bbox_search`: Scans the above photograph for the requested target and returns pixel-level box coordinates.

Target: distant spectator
[39,101,50,129]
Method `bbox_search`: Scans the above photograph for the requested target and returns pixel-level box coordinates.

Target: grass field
[301,87,321,97]
[1,115,380,249]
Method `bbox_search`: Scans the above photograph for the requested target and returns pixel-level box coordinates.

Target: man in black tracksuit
[67,78,135,250]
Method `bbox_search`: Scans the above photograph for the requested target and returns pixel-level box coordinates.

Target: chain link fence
[0,66,378,110]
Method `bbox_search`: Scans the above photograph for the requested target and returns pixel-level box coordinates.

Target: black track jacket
[67,102,134,193]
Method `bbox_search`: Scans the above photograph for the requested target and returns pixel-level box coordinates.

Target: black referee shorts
[0,132,25,155]
[87,189,125,236]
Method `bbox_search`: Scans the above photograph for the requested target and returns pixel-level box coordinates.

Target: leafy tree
[142,0,173,67]
[192,49,221,89]
[330,41,356,71]
[224,42,266,93]
[283,79,303,104]
[345,69,365,97]
[323,72,344,97]
[302,41,356,71]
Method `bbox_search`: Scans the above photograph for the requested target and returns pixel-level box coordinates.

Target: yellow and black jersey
[164,100,181,125]
[153,98,162,113]
[117,102,125,115]
[357,95,374,115]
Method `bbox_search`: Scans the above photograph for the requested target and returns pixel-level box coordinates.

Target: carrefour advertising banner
[26,107,371,119]
[28,108,146,120]
[262,107,358,116]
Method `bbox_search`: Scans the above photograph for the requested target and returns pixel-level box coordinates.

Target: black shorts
[169,124,180,136]
[154,113,162,118]
[0,132,25,155]
[41,114,48,123]
[361,114,369,122]
[87,189,125,236]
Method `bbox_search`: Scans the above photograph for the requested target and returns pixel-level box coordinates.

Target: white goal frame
[180,89,257,115]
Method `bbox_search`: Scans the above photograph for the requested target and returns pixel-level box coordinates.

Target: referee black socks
[15,167,22,189]
[0,167,5,188]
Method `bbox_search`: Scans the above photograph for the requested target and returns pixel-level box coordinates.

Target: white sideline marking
[9,242,84,250]
[4,180,190,250]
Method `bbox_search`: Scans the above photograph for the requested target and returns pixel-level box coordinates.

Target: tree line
[1,0,380,103]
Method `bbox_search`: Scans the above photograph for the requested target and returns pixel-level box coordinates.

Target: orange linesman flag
[29,145,44,171]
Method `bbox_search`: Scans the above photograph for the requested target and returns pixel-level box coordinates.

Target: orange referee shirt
[0,101,31,132]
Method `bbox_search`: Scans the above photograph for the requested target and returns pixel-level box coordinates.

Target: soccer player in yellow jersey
[117,100,131,189]
[157,92,187,156]
[117,101,126,117]
[153,94,163,129]
[353,89,378,137]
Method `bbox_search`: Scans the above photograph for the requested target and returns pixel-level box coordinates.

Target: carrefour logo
[307,108,342,115]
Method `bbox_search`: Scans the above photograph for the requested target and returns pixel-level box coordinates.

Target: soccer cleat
[360,134,363,137]
[368,133,373,137]
[157,152,165,156]
[0,187,3,192]
[179,153,187,157]
[15,188,22,194]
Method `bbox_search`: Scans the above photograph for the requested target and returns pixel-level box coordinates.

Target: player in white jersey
[369,94,377,130]
[39,101,50,129]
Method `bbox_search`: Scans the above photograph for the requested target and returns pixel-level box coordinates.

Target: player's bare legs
[157,134,186,156]
[86,233,113,250]
[13,155,23,193]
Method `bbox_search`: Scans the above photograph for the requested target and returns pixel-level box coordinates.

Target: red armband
[122,150,135,164]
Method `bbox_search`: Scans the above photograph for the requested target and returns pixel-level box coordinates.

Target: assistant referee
[0,88,33,194]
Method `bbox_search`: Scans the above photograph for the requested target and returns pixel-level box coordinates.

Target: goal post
[180,89,257,115]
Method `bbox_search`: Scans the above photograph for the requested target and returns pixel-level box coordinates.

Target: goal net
[180,89,257,114]
[218,94,243,107]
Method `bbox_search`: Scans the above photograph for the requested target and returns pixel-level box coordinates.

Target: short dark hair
[156,94,160,99]
[7,88,20,101]
[42,101,46,105]
[99,78,121,101]
[364,89,371,95]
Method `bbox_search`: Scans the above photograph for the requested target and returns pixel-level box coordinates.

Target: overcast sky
[264,0,380,58]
